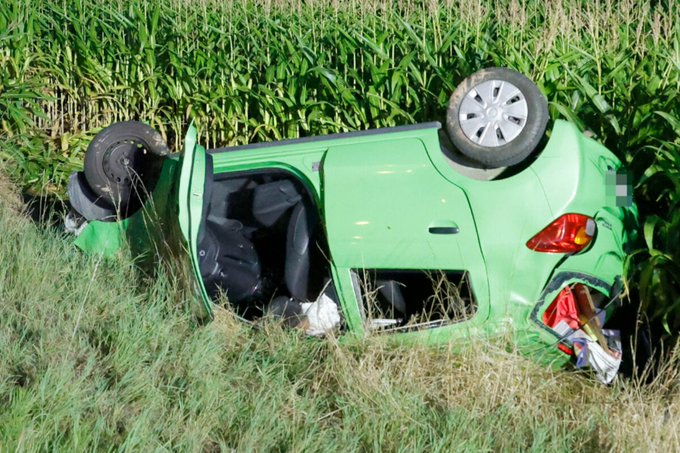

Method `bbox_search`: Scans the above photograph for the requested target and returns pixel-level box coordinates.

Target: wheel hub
[101,140,145,185]
[458,79,529,147]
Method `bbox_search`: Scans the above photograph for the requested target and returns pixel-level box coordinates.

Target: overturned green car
[66,68,638,382]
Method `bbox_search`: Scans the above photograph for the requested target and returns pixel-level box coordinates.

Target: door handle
[428,221,459,235]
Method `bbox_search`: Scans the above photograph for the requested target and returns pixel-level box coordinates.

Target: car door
[322,135,489,333]
[178,124,213,316]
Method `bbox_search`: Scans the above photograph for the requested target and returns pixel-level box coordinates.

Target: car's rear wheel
[446,67,549,168]
[83,121,169,210]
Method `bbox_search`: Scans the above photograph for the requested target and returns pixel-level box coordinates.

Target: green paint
[178,125,213,317]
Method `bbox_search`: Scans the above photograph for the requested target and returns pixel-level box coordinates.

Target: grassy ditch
[1,182,680,451]
[0,0,679,447]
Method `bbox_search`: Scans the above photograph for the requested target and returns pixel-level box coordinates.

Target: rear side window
[353,270,477,332]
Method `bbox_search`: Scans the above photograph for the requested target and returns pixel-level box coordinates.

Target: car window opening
[355,270,477,332]
[197,170,335,323]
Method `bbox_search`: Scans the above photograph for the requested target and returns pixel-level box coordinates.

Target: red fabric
[543,286,580,330]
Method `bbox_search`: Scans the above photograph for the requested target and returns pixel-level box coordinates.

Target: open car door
[178,124,213,316]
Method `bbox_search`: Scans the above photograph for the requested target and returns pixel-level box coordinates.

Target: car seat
[285,202,316,301]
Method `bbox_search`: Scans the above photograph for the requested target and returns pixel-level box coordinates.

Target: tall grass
[1,182,680,451]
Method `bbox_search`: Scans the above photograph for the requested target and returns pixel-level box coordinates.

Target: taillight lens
[526,214,596,253]
[543,286,581,356]
[542,286,580,330]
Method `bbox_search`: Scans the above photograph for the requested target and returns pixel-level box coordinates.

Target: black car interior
[196,167,332,320]
[357,270,477,330]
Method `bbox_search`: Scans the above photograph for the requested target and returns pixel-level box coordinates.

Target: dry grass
[0,165,24,216]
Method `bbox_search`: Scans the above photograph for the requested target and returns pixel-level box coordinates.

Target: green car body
[72,119,638,368]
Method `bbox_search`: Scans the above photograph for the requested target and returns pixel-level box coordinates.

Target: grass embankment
[1,187,680,451]
[0,0,679,449]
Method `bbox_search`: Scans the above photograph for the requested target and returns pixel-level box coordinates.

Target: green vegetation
[0,0,679,448]
[1,190,680,450]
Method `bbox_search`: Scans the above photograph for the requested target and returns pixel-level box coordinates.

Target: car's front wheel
[446,67,549,168]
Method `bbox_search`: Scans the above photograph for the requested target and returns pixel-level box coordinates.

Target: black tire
[446,67,549,168]
[83,121,169,209]
[67,171,117,221]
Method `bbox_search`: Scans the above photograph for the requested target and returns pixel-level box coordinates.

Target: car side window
[352,269,477,332]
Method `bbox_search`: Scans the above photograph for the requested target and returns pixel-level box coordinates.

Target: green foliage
[1,0,673,178]
[634,138,680,334]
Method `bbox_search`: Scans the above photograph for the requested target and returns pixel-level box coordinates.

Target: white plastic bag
[300,293,340,336]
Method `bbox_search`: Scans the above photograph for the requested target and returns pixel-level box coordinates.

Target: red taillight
[543,286,580,330]
[557,343,574,356]
[544,286,581,357]
[526,214,596,253]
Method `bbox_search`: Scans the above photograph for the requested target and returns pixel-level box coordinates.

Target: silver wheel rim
[458,79,528,147]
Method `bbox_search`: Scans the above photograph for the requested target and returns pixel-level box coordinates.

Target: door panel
[178,124,213,316]
[322,138,483,270]
[322,137,489,327]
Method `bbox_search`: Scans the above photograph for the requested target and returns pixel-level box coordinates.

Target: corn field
[0,0,679,334]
